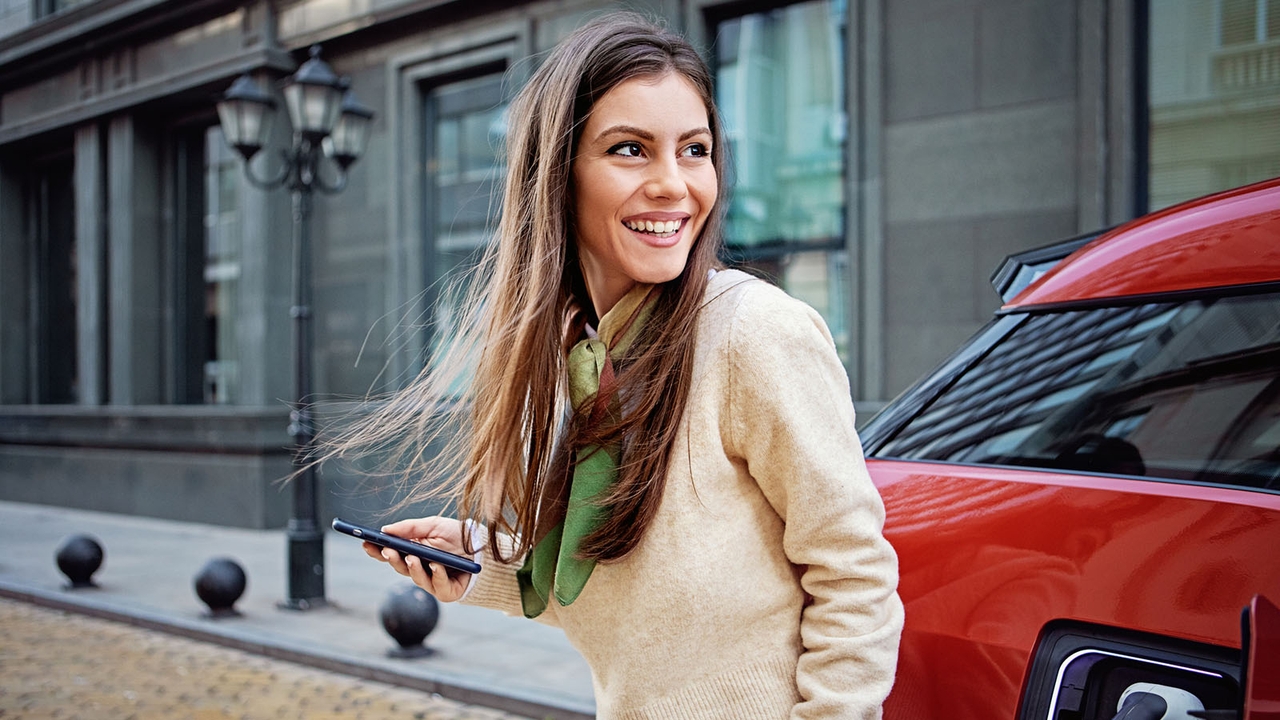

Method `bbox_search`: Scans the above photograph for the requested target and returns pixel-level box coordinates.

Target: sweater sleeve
[459,532,562,628]
[725,284,904,719]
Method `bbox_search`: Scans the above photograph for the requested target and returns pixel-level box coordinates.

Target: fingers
[373,548,460,597]
[380,517,465,553]
[362,516,472,603]
[380,517,445,538]
[379,547,411,576]
[424,560,452,598]
[403,555,467,602]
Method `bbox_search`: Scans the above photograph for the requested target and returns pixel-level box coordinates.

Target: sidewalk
[0,500,595,719]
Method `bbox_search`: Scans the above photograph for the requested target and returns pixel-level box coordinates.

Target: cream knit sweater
[464,269,904,719]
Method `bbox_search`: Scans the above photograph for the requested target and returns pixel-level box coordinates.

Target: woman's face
[571,71,718,317]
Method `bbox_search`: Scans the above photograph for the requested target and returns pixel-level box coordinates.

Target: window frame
[700,0,861,373]
[160,110,256,407]
[384,29,528,388]
[418,63,509,370]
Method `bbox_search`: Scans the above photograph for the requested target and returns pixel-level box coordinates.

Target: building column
[75,123,107,405]
[849,0,887,407]
[233,107,293,407]
[107,114,163,405]
[0,159,27,404]
[1107,0,1142,224]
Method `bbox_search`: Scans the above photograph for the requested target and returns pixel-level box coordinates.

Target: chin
[639,250,696,286]
[637,263,689,286]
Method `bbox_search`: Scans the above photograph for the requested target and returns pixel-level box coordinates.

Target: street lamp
[217,45,374,610]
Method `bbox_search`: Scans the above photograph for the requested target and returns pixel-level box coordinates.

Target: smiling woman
[324,12,903,719]
[571,72,718,317]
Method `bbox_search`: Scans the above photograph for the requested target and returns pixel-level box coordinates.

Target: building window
[711,0,850,361]
[172,126,241,404]
[202,127,242,404]
[1219,0,1280,45]
[421,70,507,366]
[24,152,78,403]
[33,0,96,19]
[1148,0,1280,210]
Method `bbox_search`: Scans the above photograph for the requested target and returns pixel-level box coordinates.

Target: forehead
[583,72,710,131]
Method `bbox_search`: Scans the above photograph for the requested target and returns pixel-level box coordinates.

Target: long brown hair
[326,12,727,564]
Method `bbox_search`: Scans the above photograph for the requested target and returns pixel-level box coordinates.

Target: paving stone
[0,598,532,720]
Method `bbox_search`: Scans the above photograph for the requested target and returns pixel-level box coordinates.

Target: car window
[877,291,1280,492]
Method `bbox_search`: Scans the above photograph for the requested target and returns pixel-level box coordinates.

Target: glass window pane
[434,119,459,178]
[38,0,96,16]
[460,106,505,174]
[427,76,506,254]
[715,0,845,247]
[879,292,1280,492]
[203,127,242,404]
[1149,0,1280,210]
[424,72,508,370]
[1220,0,1258,45]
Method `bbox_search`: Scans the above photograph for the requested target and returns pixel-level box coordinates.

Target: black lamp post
[217,46,374,610]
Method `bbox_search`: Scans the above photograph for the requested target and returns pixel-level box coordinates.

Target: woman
[338,12,903,718]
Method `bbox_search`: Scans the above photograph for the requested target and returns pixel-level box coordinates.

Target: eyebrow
[593,125,713,144]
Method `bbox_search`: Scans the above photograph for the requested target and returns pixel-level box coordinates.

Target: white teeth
[626,219,683,235]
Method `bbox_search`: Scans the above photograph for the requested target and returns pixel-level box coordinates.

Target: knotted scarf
[516,284,656,618]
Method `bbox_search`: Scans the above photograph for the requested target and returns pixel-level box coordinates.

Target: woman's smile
[622,213,687,242]
[571,72,718,317]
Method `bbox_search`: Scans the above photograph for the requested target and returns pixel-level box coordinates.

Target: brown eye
[682,143,711,158]
[607,142,643,157]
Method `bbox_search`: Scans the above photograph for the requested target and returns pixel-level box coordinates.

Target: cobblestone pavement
[0,598,533,720]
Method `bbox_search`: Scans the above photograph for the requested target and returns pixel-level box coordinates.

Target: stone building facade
[1,0,1275,526]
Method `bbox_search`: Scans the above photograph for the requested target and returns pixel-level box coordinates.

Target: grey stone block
[885,2,979,121]
[978,0,1078,108]
[885,100,1078,223]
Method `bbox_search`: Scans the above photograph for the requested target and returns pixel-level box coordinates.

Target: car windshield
[877,291,1280,492]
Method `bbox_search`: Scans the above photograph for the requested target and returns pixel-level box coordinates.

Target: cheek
[695,172,719,218]
[573,172,618,229]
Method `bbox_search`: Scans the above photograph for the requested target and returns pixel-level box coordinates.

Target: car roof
[1004,177,1280,310]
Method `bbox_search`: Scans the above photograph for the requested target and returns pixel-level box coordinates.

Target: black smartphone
[331,518,481,575]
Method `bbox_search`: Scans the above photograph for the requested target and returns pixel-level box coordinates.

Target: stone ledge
[0,405,293,452]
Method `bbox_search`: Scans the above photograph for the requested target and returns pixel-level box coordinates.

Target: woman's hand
[363,516,474,602]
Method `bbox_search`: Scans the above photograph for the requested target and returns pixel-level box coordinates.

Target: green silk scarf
[516,284,656,618]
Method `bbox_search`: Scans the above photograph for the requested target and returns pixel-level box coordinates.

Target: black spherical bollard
[380,584,438,658]
[194,557,247,618]
[56,535,105,589]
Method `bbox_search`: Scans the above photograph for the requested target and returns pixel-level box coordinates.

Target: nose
[644,155,688,201]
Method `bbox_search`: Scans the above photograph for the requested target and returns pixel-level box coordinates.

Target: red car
[860,178,1280,720]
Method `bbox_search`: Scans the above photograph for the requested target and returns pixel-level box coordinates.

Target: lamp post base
[279,529,326,611]
[277,597,328,612]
